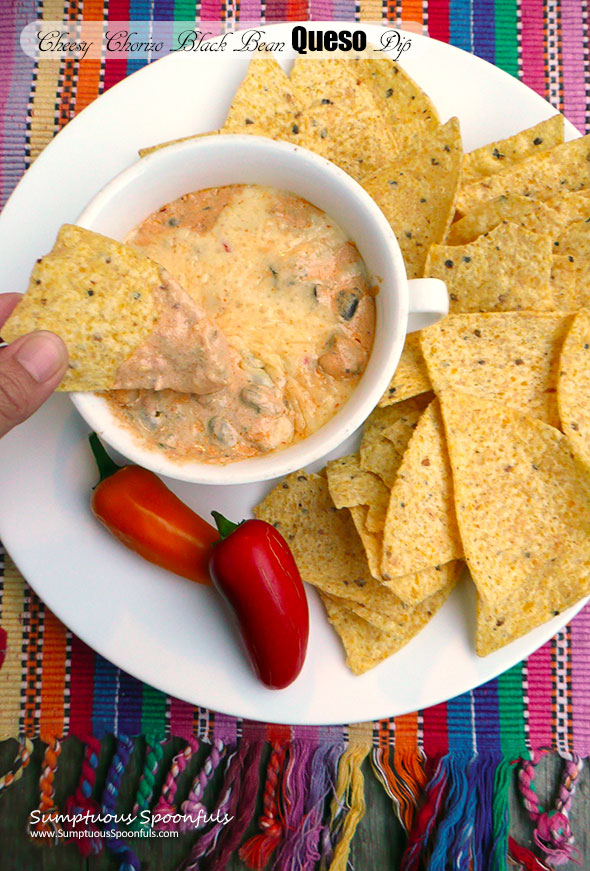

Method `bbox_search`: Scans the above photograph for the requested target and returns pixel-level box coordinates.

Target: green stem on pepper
[211,510,241,540]
[89,432,121,485]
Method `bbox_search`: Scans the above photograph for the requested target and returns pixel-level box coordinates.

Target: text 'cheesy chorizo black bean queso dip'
[105,185,376,463]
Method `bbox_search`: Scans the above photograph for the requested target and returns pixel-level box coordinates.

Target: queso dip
[106,184,376,463]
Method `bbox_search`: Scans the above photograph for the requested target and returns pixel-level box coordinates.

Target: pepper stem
[211,511,239,539]
[89,432,121,484]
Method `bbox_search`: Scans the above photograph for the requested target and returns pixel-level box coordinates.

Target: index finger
[0,293,23,332]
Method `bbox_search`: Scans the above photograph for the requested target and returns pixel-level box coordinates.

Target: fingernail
[15,332,66,383]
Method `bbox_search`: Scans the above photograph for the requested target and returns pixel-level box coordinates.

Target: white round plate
[0,24,585,724]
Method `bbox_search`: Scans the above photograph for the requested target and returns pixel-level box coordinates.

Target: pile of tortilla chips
[184,55,590,673]
[10,50,590,673]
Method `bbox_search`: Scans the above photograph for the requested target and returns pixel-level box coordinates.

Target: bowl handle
[406,279,449,333]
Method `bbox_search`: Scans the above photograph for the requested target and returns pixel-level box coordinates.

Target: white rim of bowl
[72,134,408,484]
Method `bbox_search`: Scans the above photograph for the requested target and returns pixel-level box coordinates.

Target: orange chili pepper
[89,433,217,585]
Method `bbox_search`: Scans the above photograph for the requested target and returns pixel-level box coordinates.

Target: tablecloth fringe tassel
[131,733,165,826]
[514,749,584,868]
[324,739,371,871]
[396,751,514,871]
[0,736,33,796]
[13,736,587,871]
[239,739,289,869]
[100,734,141,871]
[152,736,200,829]
[239,739,348,871]
[28,737,62,843]
[370,744,427,832]
[180,737,228,832]
[62,735,103,856]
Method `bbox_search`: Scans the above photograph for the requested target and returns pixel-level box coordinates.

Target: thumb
[0,331,69,438]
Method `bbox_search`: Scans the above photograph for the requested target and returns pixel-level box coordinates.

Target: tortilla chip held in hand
[3,224,231,394]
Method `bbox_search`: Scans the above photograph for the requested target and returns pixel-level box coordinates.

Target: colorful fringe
[6,733,586,870]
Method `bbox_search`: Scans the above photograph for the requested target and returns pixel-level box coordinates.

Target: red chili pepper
[209,511,309,690]
[89,433,217,585]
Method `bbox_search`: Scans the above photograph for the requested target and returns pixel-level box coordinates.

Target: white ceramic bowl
[72,134,447,484]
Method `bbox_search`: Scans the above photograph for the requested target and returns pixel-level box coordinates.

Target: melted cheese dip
[106,184,376,463]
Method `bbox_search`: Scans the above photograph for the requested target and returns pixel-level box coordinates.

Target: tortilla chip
[378,334,432,406]
[356,422,464,601]
[256,468,452,611]
[360,118,463,278]
[551,254,590,310]
[558,309,590,469]
[359,413,403,491]
[222,57,303,140]
[381,400,462,580]
[254,471,403,610]
[139,59,304,156]
[326,454,389,520]
[350,54,440,154]
[476,550,590,656]
[2,224,224,393]
[365,501,387,536]
[350,498,462,604]
[319,580,454,674]
[440,390,590,610]
[425,223,554,313]
[361,431,409,531]
[381,403,434,450]
[320,594,402,674]
[420,312,573,427]
[359,394,431,490]
[349,504,384,579]
[384,559,464,608]
[462,115,564,186]
[450,187,590,247]
[447,194,563,246]
[545,188,590,224]
[553,218,590,257]
[289,58,396,180]
[353,491,451,602]
[456,133,590,216]
[332,586,444,636]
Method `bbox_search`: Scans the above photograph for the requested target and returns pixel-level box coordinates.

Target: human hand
[0,294,68,438]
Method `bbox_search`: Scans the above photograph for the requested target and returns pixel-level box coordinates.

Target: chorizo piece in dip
[106,184,376,463]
